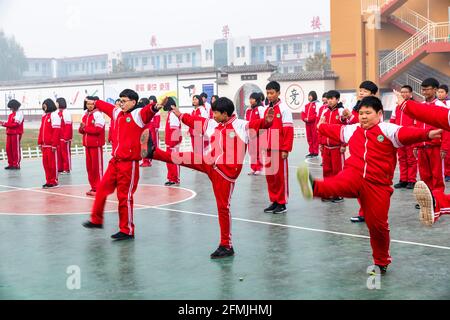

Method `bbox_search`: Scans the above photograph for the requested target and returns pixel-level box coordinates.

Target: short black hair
[259,92,265,102]
[358,96,383,113]
[249,92,262,104]
[322,92,328,98]
[43,98,57,113]
[211,94,219,101]
[212,97,235,116]
[308,91,318,101]
[326,90,340,99]
[7,99,21,111]
[439,84,448,93]
[200,92,208,99]
[421,78,439,89]
[56,97,67,109]
[119,89,139,103]
[84,96,99,110]
[401,85,413,92]
[148,95,157,103]
[137,98,150,109]
[266,81,281,92]
[359,80,378,95]
[115,98,121,104]
[193,95,204,106]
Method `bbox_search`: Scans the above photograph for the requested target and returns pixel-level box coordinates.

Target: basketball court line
[0,183,448,251]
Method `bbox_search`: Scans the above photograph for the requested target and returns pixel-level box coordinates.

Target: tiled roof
[268,70,338,81]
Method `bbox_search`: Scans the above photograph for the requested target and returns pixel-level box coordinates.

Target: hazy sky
[0,0,330,58]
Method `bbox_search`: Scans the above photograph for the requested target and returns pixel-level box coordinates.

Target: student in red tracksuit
[165,104,182,186]
[263,81,294,215]
[56,98,73,174]
[200,92,214,119]
[82,89,160,241]
[301,91,319,158]
[395,79,450,226]
[437,85,450,181]
[38,99,61,188]
[1,100,24,170]
[79,96,106,196]
[141,96,160,167]
[390,85,417,190]
[149,97,274,258]
[108,99,121,145]
[190,95,209,154]
[318,90,346,203]
[245,92,266,175]
[317,93,329,160]
[297,96,442,274]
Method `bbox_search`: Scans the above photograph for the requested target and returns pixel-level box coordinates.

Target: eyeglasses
[120,99,131,104]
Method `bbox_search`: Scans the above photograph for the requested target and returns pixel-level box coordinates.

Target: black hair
[359,80,378,95]
[249,92,262,106]
[119,89,139,103]
[358,96,383,113]
[83,96,99,111]
[43,98,57,113]
[322,92,328,98]
[200,92,208,99]
[193,95,204,106]
[139,98,150,106]
[266,81,281,92]
[7,99,21,111]
[308,91,318,101]
[148,95,157,103]
[439,84,448,94]
[401,85,413,92]
[264,97,269,105]
[326,90,340,99]
[115,98,121,104]
[421,78,439,89]
[259,92,265,102]
[212,97,235,116]
[211,95,219,102]
[56,97,67,109]
[163,97,177,111]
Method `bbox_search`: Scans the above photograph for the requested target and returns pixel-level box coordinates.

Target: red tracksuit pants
[91,158,140,235]
[248,136,263,173]
[398,146,417,183]
[142,128,158,166]
[85,146,104,191]
[265,150,289,205]
[430,190,450,222]
[154,148,235,248]
[444,154,450,177]
[313,168,393,267]
[57,140,72,172]
[166,145,180,183]
[6,134,21,167]
[305,123,319,155]
[418,146,444,192]
[322,146,344,178]
[42,146,58,185]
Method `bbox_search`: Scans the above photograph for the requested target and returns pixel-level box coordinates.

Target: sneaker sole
[140,129,150,159]
[413,181,434,226]
[296,165,313,200]
[273,209,287,214]
[210,253,235,259]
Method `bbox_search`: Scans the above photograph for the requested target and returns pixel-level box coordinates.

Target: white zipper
[363,130,368,178]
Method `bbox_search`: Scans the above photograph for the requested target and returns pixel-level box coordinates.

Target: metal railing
[379,22,450,78]
[392,73,425,99]
[390,7,433,32]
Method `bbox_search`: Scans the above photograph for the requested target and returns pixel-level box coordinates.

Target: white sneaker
[296,164,313,200]
[413,181,435,226]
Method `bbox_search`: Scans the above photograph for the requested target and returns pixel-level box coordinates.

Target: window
[251,46,256,58]
[151,57,155,66]
[308,42,314,53]
[283,44,289,55]
[176,54,183,63]
[134,58,139,66]
[294,43,302,54]
[186,53,191,63]
[142,57,148,66]
[35,63,40,72]
[168,55,172,64]
[82,63,85,71]
[95,62,98,69]
[315,41,321,53]
[266,46,272,56]
[102,61,106,69]
[236,47,240,58]
[192,52,196,66]
[205,49,213,61]
[241,46,245,58]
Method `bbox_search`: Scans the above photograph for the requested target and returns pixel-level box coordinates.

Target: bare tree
[0,31,27,81]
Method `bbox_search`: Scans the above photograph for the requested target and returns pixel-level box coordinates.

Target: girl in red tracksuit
[165,108,182,186]
[245,92,266,175]
[152,97,273,258]
[141,96,160,168]
[301,91,319,158]
[38,99,61,188]
[79,97,106,196]
[1,99,24,170]
[298,96,441,273]
[56,98,73,174]
[82,89,159,241]
[190,95,209,154]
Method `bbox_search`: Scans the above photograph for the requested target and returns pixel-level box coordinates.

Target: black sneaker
[350,216,365,223]
[165,181,176,186]
[305,153,313,158]
[406,182,415,189]
[210,246,235,259]
[140,129,154,159]
[368,265,388,275]
[415,204,420,210]
[82,221,103,229]
[4,166,11,170]
[394,181,408,189]
[264,202,278,213]
[43,184,59,189]
[332,197,344,203]
[273,204,287,214]
[111,232,134,241]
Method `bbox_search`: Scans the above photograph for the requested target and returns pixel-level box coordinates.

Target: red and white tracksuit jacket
[2,110,24,168]
[190,106,209,154]
[301,101,319,155]
[38,112,61,185]
[79,109,106,192]
[316,121,433,266]
[141,111,160,165]
[107,107,120,144]
[153,113,272,248]
[320,105,346,178]
[439,99,450,177]
[165,111,182,183]
[90,100,157,236]
[400,99,450,221]
[317,103,329,156]
[245,105,265,173]
[57,109,73,172]
[264,100,294,205]
[205,102,213,119]
[411,98,447,192]
[390,100,417,183]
